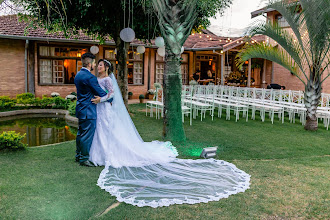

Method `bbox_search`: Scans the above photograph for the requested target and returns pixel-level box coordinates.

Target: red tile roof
[0,15,265,50]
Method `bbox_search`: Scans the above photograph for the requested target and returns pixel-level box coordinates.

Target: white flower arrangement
[154,83,162,89]
[189,80,198,86]
[65,94,77,100]
[147,89,155,95]
[51,92,60,97]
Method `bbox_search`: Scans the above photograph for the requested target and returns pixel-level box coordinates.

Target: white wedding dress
[90,74,250,208]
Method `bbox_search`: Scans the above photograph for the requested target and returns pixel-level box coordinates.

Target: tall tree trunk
[115,35,129,108]
[163,50,186,141]
[304,72,322,131]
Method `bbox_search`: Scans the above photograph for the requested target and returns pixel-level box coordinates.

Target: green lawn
[1,104,329,219]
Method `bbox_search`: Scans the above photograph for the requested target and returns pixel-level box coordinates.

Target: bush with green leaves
[16,93,35,107]
[139,94,145,99]
[52,96,69,109]
[0,96,16,110]
[68,100,76,116]
[0,131,27,150]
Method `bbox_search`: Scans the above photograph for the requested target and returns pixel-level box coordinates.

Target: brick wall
[0,39,25,98]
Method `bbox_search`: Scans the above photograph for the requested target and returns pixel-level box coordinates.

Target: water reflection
[0,117,76,147]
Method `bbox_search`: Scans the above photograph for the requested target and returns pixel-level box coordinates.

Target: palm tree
[236,0,330,131]
[152,0,198,141]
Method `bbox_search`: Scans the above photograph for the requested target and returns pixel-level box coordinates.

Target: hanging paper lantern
[155,37,165,47]
[157,47,165,57]
[120,27,135,42]
[181,46,185,54]
[137,45,146,54]
[90,46,99,55]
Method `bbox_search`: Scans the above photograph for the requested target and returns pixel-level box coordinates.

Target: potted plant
[139,94,145,103]
[128,92,133,100]
[146,89,155,99]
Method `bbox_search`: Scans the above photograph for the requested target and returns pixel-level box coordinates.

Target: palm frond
[248,21,307,80]
[236,43,306,85]
[152,0,197,55]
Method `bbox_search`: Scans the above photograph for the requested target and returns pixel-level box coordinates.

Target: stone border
[0,109,78,127]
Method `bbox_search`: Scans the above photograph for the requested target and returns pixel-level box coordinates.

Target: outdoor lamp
[200,147,218,159]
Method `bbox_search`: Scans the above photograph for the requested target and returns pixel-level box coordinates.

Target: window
[38,46,88,85]
[155,52,189,85]
[275,15,290,28]
[181,54,189,85]
[104,48,144,85]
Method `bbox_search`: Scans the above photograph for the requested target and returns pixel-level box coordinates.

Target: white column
[221,54,224,85]
[262,59,267,88]
[247,58,251,87]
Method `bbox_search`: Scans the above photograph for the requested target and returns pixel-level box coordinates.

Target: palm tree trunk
[115,35,129,108]
[304,73,322,131]
[163,50,186,141]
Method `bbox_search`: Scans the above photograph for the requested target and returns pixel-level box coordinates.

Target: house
[251,2,330,93]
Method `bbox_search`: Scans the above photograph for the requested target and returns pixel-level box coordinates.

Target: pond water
[0,116,77,147]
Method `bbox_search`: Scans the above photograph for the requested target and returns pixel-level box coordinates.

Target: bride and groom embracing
[74,52,251,208]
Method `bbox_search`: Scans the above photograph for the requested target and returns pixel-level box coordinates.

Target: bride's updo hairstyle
[98,59,113,76]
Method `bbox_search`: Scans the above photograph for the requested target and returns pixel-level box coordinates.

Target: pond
[0,115,77,147]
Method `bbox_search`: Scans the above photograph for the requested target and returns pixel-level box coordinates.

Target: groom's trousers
[76,119,96,163]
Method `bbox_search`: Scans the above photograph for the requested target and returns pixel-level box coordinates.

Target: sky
[208,0,268,37]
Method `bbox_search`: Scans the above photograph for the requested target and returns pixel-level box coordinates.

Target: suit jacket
[74,68,107,120]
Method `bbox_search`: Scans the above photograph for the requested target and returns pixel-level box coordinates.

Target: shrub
[0,131,27,150]
[70,92,77,96]
[39,97,54,109]
[52,96,69,109]
[128,92,133,96]
[0,96,16,110]
[68,100,76,116]
[139,94,145,99]
[16,93,35,107]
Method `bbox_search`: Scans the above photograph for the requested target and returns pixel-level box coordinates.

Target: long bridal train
[93,73,251,208]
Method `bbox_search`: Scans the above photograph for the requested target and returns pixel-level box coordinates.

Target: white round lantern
[120,27,135,42]
[181,46,185,54]
[157,47,165,57]
[137,45,145,54]
[90,46,99,55]
[155,37,165,47]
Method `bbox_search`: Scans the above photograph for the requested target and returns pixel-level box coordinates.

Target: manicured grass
[1,104,329,219]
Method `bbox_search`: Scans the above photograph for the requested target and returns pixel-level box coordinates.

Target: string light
[210,38,212,40]
[220,50,223,53]
[219,40,222,42]
[207,35,209,38]
[199,36,202,38]
[192,33,195,36]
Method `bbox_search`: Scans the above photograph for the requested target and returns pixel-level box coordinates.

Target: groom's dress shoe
[80,160,95,167]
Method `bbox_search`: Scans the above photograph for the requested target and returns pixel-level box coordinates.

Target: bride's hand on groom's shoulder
[91,96,101,104]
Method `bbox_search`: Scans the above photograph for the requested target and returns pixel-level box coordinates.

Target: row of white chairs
[145,85,330,130]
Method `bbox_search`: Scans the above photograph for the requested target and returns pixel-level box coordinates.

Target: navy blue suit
[74,68,107,163]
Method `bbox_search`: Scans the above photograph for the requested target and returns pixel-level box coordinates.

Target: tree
[236,0,330,131]
[151,0,197,141]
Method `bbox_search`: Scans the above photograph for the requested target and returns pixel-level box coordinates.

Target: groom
[74,52,110,167]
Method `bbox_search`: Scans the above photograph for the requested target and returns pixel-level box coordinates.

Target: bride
[89,59,250,208]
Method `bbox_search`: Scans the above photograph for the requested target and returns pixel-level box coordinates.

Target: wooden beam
[221,54,225,85]
[28,41,35,94]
